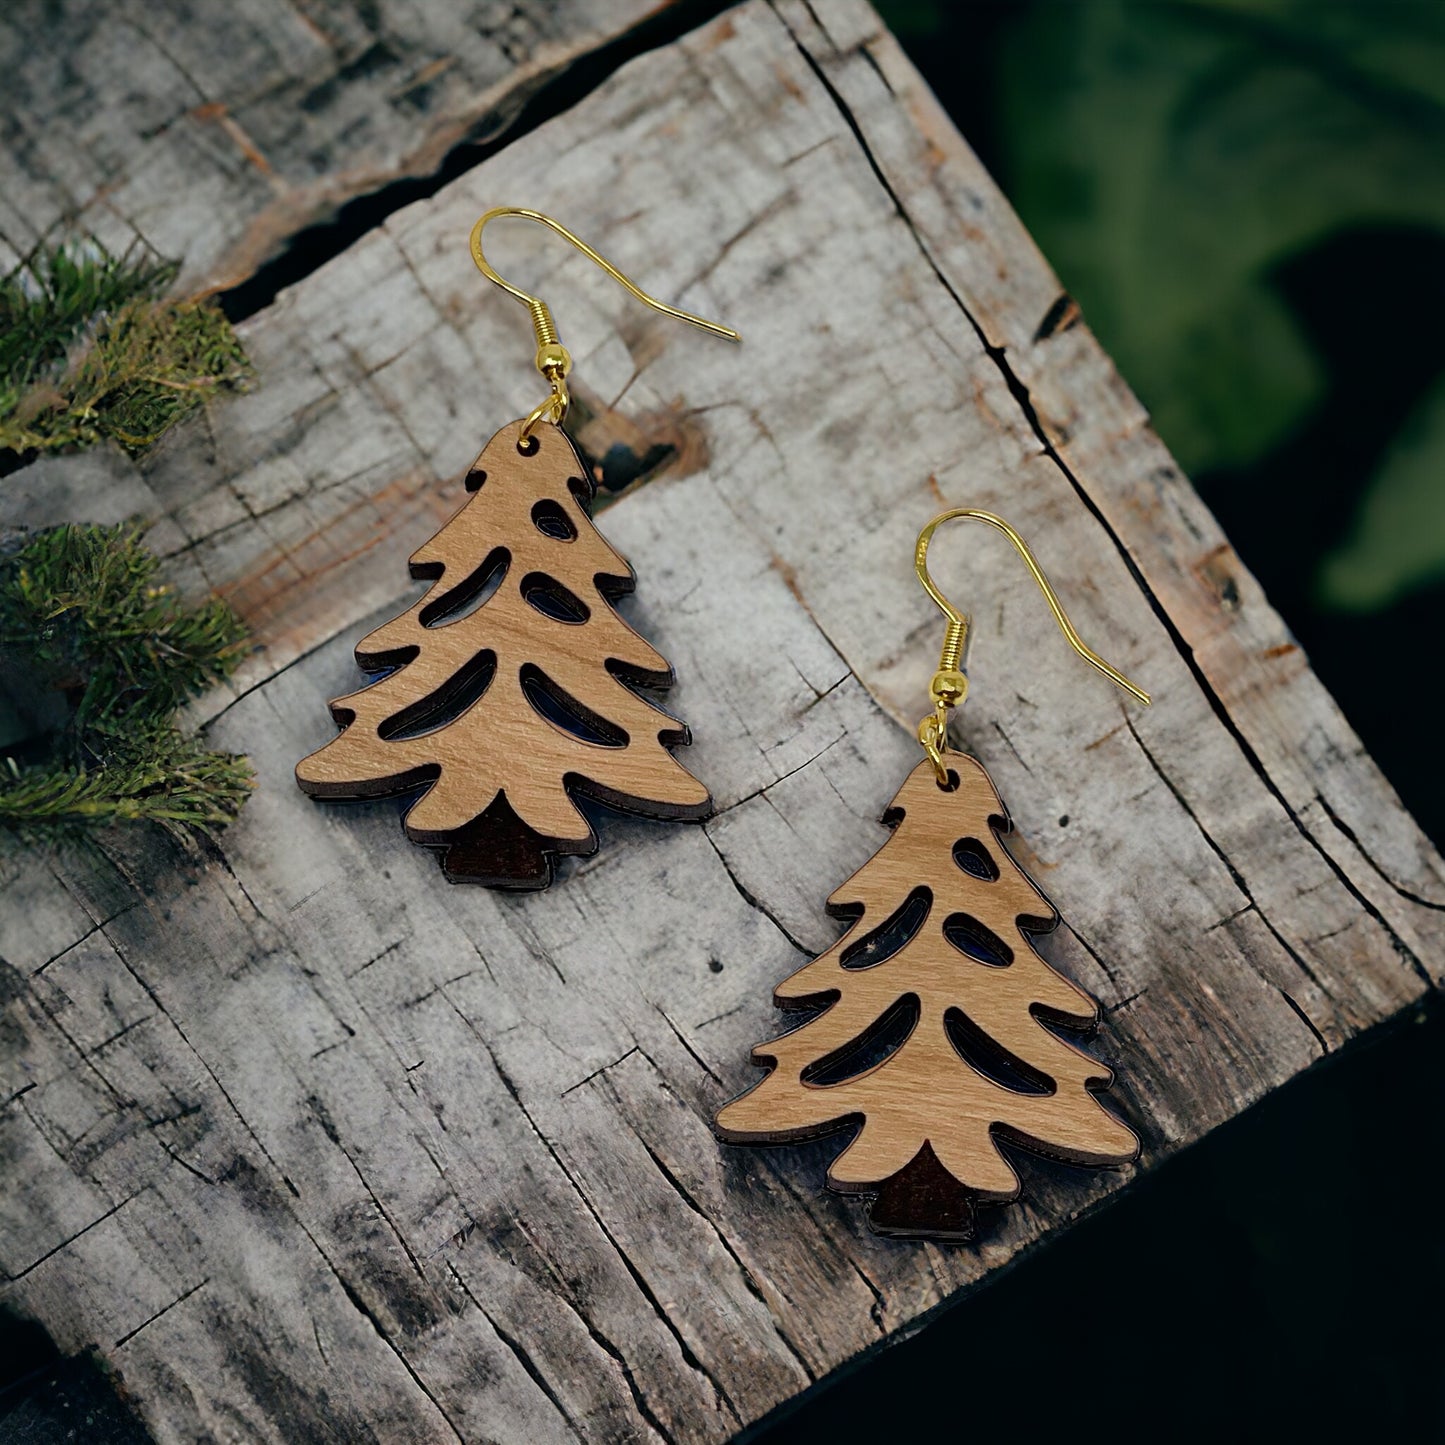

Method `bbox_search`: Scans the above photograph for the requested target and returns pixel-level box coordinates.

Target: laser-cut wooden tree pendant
[295,419,711,887]
[714,753,1138,1239]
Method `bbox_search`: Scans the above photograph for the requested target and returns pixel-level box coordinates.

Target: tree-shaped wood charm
[296,419,711,887]
[715,753,1137,1239]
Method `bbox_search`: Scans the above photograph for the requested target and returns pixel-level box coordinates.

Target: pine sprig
[0,729,254,839]
[0,243,176,395]
[0,523,255,843]
[0,241,251,458]
[0,522,250,736]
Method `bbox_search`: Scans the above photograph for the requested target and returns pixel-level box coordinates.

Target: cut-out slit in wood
[521,572,590,624]
[716,753,1137,1239]
[418,548,509,628]
[800,994,920,1087]
[531,498,577,540]
[953,835,999,881]
[378,651,497,741]
[1030,997,1098,1033]
[839,886,931,970]
[521,664,628,746]
[605,652,677,697]
[295,420,710,887]
[945,1006,1056,1095]
[348,642,419,682]
[942,911,1014,967]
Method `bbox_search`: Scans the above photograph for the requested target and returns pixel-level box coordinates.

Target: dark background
[6,1,1445,1441]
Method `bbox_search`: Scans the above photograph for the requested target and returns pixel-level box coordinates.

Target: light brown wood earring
[715,510,1150,1239]
[296,208,739,887]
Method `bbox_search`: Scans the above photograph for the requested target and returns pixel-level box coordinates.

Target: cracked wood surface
[3,2,1444,1441]
[0,0,666,290]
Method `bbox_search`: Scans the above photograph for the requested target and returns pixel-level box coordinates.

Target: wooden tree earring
[296,208,740,887]
[715,510,1150,1239]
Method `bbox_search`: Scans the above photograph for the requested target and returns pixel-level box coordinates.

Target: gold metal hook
[913,508,1150,782]
[469,207,740,442]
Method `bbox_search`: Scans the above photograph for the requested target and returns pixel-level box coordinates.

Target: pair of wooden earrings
[295,209,1149,1239]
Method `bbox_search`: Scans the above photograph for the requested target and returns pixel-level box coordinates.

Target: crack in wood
[1312,787,1445,917]
[1273,988,1329,1057]
[1122,713,1339,1038]
[7,1191,141,1282]
[330,1265,468,1444]
[450,1002,739,1426]
[628,1127,817,1385]
[113,1277,211,1349]
[215,0,742,316]
[700,824,814,957]
[450,1265,584,1440]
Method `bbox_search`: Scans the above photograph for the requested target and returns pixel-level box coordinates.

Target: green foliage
[995,0,1445,607]
[0,242,250,457]
[1318,372,1445,609]
[0,729,254,836]
[0,523,254,843]
[0,519,249,725]
[0,244,175,395]
[874,0,944,38]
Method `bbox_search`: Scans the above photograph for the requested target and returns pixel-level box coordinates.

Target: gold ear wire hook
[469,207,740,443]
[913,508,1150,782]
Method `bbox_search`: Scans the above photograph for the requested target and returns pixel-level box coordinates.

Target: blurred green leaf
[999,0,1445,474]
[874,1,945,40]
[1318,371,1445,610]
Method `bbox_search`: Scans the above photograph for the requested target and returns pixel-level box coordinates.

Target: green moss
[0,242,251,458]
[0,523,254,843]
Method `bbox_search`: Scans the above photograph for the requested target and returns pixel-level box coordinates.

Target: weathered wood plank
[0,0,674,289]
[3,2,1442,1441]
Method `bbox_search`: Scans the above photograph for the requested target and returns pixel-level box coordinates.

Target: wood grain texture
[0,0,664,289]
[2,1,1443,1441]
[295,418,709,886]
[715,754,1138,1239]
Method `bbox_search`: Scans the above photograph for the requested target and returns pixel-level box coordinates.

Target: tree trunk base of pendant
[438,793,588,888]
[866,1143,978,1241]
